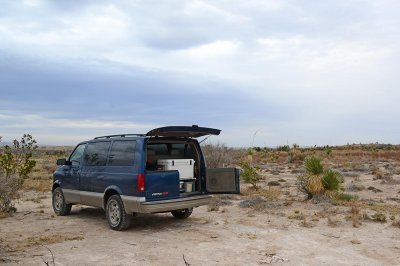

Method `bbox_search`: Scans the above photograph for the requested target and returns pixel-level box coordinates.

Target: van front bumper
[121,194,212,214]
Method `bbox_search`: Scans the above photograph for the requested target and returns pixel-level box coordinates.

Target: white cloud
[1,0,400,146]
[0,114,154,130]
[177,40,239,59]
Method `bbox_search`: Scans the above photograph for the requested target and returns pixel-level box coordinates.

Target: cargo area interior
[145,139,201,194]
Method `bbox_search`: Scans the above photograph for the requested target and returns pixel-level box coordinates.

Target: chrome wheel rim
[53,191,63,211]
[108,200,120,226]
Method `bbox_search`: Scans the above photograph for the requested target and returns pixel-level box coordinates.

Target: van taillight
[137,174,145,192]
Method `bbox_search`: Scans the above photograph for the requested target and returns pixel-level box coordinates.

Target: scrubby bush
[297,156,343,200]
[0,134,37,214]
[240,160,262,190]
[0,172,20,214]
[202,142,234,168]
[0,134,37,178]
[322,169,343,191]
[304,156,324,175]
[276,145,290,152]
[287,144,305,163]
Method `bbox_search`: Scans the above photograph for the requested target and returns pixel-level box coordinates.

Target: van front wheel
[171,208,193,219]
[106,195,131,231]
[52,187,72,216]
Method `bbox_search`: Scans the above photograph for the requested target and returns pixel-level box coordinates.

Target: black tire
[106,195,131,231]
[52,187,72,216]
[171,208,193,219]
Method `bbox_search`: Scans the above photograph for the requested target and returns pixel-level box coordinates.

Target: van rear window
[108,140,136,166]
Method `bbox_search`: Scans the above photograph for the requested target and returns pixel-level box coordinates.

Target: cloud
[1,0,400,146]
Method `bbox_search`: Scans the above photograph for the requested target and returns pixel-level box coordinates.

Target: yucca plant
[322,169,343,191]
[297,156,344,200]
[304,156,324,175]
[307,174,325,195]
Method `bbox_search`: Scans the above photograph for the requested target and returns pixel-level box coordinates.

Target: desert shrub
[0,134,37,214]
[276,145,290,152]
[202,142,235,168]
[371,213,387,223]
[240,160,262,190]
[336,193,359,201]
[392,220,400,228]
[297,156,344,200]
[0,134,38,178]
[322,169,343,191]
[287,144,305,163]
[238,196,266,210]
[0,172,21,214]
[325,147,333,157]
[304,156,324,175]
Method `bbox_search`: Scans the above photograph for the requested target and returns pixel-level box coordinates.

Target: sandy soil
[1,161,400,266]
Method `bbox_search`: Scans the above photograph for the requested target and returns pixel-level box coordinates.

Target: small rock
[351,239,361,244]
[367,186,382,193]
[347,183,365,192]
[267,181,281,186]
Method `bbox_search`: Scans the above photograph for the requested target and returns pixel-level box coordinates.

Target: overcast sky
[1,0,399,147]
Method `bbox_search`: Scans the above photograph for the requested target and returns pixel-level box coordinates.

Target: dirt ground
[1,160,400,266]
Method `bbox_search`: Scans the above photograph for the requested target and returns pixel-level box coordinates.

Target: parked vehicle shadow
[68,206,192,231]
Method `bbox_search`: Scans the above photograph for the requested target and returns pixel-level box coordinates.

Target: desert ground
[1,145,400,265]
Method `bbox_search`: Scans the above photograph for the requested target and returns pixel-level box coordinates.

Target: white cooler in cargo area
[157,159,195,192]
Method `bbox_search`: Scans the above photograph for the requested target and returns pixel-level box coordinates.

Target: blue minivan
[52,126,240,230]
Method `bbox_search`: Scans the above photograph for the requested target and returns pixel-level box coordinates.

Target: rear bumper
[121,194,212,214]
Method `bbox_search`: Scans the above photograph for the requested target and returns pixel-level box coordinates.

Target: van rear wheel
[171,208,193,219]
[106,195,131,231]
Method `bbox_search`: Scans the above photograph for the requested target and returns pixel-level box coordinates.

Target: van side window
[69,144,86,166]
[108,140,136,166]
[84,142,110,166]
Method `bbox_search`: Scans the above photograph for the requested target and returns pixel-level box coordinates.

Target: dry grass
[26,234,84,247]
[392,220,400,228]
[251,145,400,165]
[351,205,360,228]
[370,213,387,223]
[327,216,341,227]
[288,212,305,220]
[241,187,281,201]
[4,233,84,253]
[22,179,52,192]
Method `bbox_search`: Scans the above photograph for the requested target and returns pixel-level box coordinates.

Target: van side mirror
[56,159,71,166]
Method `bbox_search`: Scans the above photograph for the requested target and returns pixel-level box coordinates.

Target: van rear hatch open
[146,125,221,138]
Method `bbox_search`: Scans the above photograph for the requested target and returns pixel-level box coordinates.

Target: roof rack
[94,134,146,140]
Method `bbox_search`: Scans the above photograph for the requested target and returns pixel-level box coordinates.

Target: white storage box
[157,159,194,180]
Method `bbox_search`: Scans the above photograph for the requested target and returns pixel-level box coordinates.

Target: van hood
[146,125,221,138]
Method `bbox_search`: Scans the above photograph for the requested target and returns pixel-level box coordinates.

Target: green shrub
[304,156,324,175]
[0,134,37,178]
[371,213,386,223]
[336,193,359,201]
[297,156,345,201]
[0,134,37,214]
[240,160,261,190]
[276,145,290,152]
[322,169,343,191]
